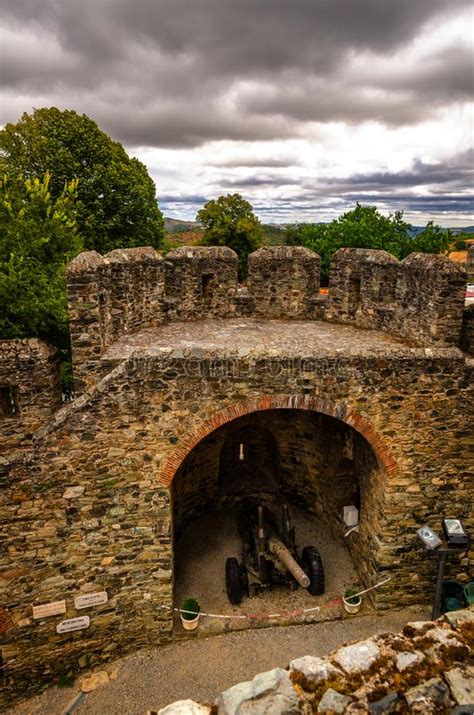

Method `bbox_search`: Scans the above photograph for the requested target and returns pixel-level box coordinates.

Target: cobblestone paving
[103,318,416,360]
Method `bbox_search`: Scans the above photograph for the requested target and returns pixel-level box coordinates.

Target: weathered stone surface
[63,486,85,499]
[158,700,210,715]
[404,677,452,713]
[289,655,343,683]
[445,666,474,705]
[367,692,400,714]
[333,639,380,673]
[395,650,425,671]
[159,612,472,715]
[444,606,474,628]
[1,245,472,706]
[79,670,110,692]
[215,667,301,714]
[317,688,352,713]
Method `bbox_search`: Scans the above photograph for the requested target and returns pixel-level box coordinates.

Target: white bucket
[343,595,361,614]
[181,613,200,630]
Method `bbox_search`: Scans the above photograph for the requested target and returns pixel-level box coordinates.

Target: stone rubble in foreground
[156,607,474,714]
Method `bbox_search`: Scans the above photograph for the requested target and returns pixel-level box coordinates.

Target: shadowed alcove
[171,408,385,620]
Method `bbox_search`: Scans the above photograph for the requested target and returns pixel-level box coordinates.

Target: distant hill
[164,217,201,233]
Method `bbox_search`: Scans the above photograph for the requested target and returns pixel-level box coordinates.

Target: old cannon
[225,500,325,605]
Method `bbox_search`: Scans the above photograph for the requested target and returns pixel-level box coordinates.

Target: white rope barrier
[164,577,392,622]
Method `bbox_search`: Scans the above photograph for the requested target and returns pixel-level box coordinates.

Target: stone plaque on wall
[32,600,67,619]
[74,591,108,609]
[56,616,90,633]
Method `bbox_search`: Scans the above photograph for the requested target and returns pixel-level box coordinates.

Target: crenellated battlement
[66,244,468,393]
[326,247,467,346]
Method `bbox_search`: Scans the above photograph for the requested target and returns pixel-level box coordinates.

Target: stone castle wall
[67,246,468,394]
[1,345,472,704]
[326,248,467,347]
[0,339,61,459]
[0,245,471,707]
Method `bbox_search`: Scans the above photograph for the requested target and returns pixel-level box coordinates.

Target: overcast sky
[1,0,473,226]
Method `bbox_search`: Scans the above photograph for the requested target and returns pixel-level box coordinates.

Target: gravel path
[10,606,429,715]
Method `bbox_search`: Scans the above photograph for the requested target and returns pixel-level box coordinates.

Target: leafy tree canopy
[0,107,164,255]
[0,172,82,350]
[197,193,263,278]
[286,203,452,283]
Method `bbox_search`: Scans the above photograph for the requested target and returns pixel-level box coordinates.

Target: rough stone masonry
[0,245,472,706]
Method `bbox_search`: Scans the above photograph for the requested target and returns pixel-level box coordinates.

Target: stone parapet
[0,339,60,457]
[248,246,321,318]
[326,248,466,347]
[67,245,468,393]
[163,246,238,320]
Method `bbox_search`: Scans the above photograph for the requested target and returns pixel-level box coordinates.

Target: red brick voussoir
[158,394,398,487]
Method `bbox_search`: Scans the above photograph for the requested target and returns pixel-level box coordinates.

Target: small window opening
[378,280,396,304]
[348,275,361,316]
[0,386,19,418]
[239,442,245,461]
[201,273,213,302]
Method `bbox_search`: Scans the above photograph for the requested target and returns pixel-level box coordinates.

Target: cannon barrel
[268,536,310,588]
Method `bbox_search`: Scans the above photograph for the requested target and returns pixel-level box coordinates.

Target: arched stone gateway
[171,404,388,617]
[160,394,398,487]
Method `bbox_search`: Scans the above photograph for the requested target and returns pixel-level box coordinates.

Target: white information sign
[32,600,66,619]
[74,591,108,609]
[56,616,90,634]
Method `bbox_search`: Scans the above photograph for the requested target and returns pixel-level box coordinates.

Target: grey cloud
[1,0,472,147]
[322,150,474,192]
[211,157,300,168]
[205,150,474,221]
[216,176,301,188]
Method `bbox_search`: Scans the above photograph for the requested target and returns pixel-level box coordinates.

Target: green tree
[197,193,263,278]
[0,172,82,352]
[0,108,164,255]
[286,203,452,283]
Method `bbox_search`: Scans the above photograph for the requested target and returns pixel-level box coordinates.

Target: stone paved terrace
[102,318,428,361]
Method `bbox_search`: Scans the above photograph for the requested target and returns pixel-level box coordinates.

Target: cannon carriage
[225,500,325,605]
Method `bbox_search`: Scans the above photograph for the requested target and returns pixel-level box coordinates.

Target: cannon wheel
[226,557,243,605]
[302,546,325,596]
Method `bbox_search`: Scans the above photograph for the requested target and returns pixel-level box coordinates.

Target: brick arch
[159,394,398,487]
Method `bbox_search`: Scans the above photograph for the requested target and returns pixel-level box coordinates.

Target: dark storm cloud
[217,176,301,188]
[0,0,472,147]
[211,157,300,168]
[322,150,474,193]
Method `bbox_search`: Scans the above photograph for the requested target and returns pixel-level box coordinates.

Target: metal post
[431,550,447,620]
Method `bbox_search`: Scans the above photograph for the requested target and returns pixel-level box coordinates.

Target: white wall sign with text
[56,616,90,634]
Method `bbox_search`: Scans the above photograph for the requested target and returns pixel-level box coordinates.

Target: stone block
[317,688,352,713]
[158,700,210,714]
[289,655,343,684]
[445,666,474,705]
[404,677,452,713]
[333,639,381,674]
[395,650,425,671]
[215,667,301,714]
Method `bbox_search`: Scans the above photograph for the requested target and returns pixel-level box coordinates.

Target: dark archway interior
[172,408,383,562]
[172,408,386,616]
[218,425,280,496]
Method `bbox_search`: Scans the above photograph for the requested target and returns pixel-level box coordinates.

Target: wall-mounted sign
[74,591,108,609]
[56,616,90,634]
[32,600,66,619]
